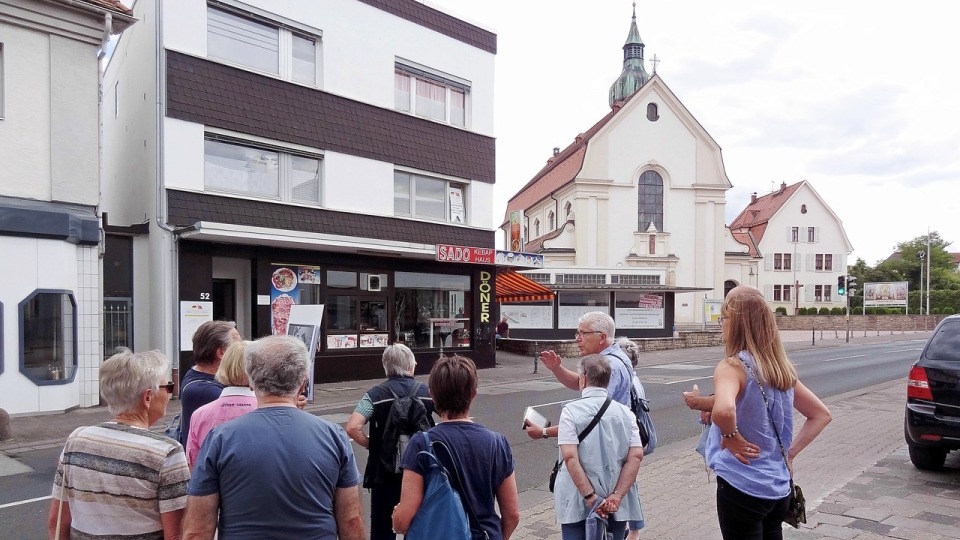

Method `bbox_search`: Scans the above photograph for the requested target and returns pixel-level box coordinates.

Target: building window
[548,211,555,231]
[814,285,824,302]
[207,5,320,86]
[646,102,659,121]
[637,170,664,232]
[394,62,470,127]
[807,226,817,243]
[814,254,833,271]
[791,227,799,243]
[773,285,792,302]
[523,219,529,242]
[558,290,609,328]
[534,219,540,237]
[824,285,832,302]
[204,136,322,204]
[0,43,4,119]
[394,171,467,224]
[19,290,77,385]
[564,201,572,219]
[774,254,783,270]
[394,272,471,349]
[773,253,793,271]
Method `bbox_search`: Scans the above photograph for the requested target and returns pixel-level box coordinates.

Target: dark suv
[905,314,960,470]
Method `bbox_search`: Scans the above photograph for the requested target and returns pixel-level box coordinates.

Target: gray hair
[382,344,416,377]
[99,348,169,415]
[616,337,640,367]
[577,354,611,389]
[245,336,309,397]
[578,311,615,341]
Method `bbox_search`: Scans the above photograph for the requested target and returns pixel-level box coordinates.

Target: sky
[427,0,960,265]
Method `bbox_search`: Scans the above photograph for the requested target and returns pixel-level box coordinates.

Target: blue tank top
[706,351,794,499]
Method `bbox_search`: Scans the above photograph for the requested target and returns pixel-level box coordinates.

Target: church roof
[728,181,804,254]
[608,3,649,108]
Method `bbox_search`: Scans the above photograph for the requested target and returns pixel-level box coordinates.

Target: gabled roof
[80,0,133,15]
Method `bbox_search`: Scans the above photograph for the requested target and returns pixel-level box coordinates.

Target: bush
[865,307,877,315]
[797,307,807,315]
[775,307,788,315]
[830,307,845,315]
[818,307,831,315]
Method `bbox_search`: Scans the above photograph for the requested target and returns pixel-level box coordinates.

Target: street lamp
[918,251,925,315]
[748,265,756,286]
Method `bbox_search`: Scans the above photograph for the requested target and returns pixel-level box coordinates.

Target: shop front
[177,240,496,382]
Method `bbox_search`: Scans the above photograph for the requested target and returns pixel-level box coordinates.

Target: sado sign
[436,244,495,264]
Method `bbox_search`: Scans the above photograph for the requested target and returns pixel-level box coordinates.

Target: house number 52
[200,293,211,300]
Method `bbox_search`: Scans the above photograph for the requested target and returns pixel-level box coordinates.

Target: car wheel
[908,444,947,470]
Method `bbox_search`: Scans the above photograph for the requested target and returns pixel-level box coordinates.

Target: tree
[873,232,956,292]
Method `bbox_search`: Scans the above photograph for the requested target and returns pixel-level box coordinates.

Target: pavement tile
[807,522,862,539]
[912,511,960,526]
[811,512,857,527]
[844,507,894,522]
[847,518,895,535]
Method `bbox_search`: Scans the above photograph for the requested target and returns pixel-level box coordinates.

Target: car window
[925,320,960,361]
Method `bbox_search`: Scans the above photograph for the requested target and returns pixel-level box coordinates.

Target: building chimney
[750,192,758,204]
[780,181,787,193]
[553,147,560,156]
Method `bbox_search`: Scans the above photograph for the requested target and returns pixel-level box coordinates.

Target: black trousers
[370,482,402,540]
[716,476,791,540]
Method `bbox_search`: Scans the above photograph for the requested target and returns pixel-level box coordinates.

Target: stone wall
[497,332,723,357]
[774,314,944,333]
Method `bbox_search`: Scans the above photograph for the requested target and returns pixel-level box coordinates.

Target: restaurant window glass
[558,290,609,328]
[325,271,391,350]
[20,290,76,384]
[395,272,471,350]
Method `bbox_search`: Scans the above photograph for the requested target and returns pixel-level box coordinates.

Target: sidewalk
[4,330,953,540]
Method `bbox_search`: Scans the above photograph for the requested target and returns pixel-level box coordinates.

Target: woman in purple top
[186,341,257,468]
[685,286,832,540]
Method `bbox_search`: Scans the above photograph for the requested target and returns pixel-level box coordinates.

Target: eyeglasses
[159,382,176,394]
[574,331,603,339]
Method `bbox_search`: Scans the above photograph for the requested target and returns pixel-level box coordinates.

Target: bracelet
[722,428,739,439]
[583,491,596,500]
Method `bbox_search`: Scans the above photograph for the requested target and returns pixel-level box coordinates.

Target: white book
[522,406,552,430]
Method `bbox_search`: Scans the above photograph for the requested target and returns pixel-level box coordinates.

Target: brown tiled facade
[167,190,495,248]
[357,0,497,54]
[166,51,495,184]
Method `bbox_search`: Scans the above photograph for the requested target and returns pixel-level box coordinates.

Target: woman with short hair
[186,340,257,468]
[48,349,190,540]
[392,355,520,539]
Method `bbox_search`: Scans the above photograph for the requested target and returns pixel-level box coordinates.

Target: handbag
[549,398,611,493]
[742,357,807,528]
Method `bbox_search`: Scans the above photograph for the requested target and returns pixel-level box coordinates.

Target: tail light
[907,366,934,401]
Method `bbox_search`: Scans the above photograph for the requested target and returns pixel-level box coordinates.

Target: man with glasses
[524,311,634,441]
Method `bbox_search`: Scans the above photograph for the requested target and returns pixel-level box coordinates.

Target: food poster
[270,266,301,335]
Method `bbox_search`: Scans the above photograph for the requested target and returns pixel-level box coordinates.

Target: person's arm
[333,485,366,540]
[711,359,760,464]
[495,473,521,540]
[539,350,580,390]
[787,380,832,470]
[46,498,71,540]
[523,421,559,440]
[160,509,184,540]
[391,469,425,534]
[682,384,715,412]
[560,444,601,510]
[600,446,643,514]
[181,494,219,540]
[344,412,369,449]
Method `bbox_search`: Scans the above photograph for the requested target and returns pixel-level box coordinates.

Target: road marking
[639,363,714,371]
[0,495,50,509]
[824,354,867,362]
[663,376,712,385]
[892,348,922,353]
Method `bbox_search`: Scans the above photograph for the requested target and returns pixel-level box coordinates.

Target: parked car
[904,314,960,470]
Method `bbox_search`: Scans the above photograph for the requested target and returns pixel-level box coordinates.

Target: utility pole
[845,274,850,343]
[918,251,925,315]
[926,229,931,315]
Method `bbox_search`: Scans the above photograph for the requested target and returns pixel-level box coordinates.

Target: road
[0,339,923,538]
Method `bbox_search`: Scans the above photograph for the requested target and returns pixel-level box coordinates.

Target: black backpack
[607,352,652,447]
[380,382,432,474]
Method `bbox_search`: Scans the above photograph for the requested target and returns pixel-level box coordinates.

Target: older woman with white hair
[346,344,435,540]
[48,349,190,540]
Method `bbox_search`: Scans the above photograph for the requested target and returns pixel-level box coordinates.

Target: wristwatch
[541,431,549,439]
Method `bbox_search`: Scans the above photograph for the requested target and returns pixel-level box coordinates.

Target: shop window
[204,135,322,204]
[207,5,321,86]
[19,290,77,385]
[394,272,470,350]
[394,171,467,224]
[324,271,391,349]
[395,62,470,127]
[614,292,664,330]
[558,290,609,329]
[269,264,322,336]
[637,170,664,232]
[0,302,3,374]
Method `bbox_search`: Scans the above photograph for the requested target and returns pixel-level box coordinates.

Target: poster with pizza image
[270,266,300,335]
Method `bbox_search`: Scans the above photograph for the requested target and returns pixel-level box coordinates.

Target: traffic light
[837,275,846,296]
[846,275,858,296]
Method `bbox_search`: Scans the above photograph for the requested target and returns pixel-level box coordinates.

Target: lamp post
[918,251,925,315]
[748,265,756,286]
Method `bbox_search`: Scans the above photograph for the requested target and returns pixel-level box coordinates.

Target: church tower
[608,2,650,108]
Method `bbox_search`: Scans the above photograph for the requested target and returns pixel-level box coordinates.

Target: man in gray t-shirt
[183,336,365,539]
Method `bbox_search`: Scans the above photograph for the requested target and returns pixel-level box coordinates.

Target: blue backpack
[405,433,488,540]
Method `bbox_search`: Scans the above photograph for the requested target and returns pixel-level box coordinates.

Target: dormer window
[646,102,659,121]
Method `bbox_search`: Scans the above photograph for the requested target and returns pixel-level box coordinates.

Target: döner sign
[436,244,495,264]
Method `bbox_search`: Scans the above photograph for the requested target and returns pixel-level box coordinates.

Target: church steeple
[608,2,650,108]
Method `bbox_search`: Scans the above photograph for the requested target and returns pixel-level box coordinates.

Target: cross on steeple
[651,54,660,74]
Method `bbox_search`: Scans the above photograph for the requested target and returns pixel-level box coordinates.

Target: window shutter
[787,227,792,242]
[764,284,773,299]
[806,254,815,270]
[805,286,814,302]
[814,227,820,242]
[835,253,843,271]
[765,255,774,271]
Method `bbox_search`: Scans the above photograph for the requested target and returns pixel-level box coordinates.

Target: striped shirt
[52,422,190,540]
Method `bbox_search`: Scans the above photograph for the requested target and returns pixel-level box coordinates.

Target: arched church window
[564,201,572,219]
[548,211,555,231]
[638,170,664,232]
[534,219,540,238]
[647,102,659,121]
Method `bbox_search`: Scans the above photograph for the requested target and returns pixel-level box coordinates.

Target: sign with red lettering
[436,244,495,264]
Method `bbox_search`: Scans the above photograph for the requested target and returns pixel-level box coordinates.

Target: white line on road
[824,354,868,362]
[0,495,50,509]
[892,348,922,353]
[663,376,712,385]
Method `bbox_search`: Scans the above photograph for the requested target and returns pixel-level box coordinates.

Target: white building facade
[0,0,134,415]
[102,0,500,383]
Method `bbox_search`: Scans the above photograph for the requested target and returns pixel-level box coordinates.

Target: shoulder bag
[549,397,611,493]
[742,360,806,528]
